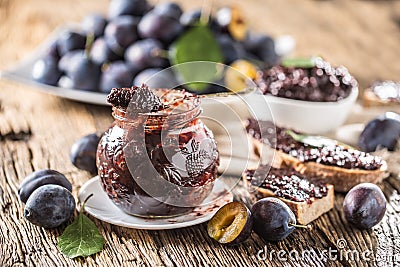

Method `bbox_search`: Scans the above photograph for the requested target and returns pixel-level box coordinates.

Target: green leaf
[169,25,224,92]
[58,195,104,258]
[281,57,317,68]
[286,130,338,148]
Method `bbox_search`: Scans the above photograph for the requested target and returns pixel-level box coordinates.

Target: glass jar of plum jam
[97,86,219,218]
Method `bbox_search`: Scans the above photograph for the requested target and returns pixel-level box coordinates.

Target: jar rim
[112,89,202,124]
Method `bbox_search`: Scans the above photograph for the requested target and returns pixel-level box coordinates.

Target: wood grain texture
[0,0,400,266]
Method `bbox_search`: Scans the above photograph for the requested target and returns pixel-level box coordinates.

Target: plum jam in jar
[97,85,219,217]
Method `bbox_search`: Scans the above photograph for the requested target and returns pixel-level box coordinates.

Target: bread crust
[363,88,400,108]
[251,136,388,193]
[242,172,335,225]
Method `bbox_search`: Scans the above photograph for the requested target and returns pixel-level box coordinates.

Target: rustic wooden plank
[2,90,400,267]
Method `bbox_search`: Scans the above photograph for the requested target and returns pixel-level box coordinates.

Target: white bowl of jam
[245,59,359,134]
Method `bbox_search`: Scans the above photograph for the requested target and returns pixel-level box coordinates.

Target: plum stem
[151,48,169,59]
[84,33,95,58]
[289,223,313,230]
[200,0,213,25]
[79,193,94,213]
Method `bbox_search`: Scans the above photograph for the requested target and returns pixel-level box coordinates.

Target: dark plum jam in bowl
[97,86,219,218]
[246,58,359,134]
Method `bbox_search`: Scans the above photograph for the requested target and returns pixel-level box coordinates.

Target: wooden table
[0,0,399,266]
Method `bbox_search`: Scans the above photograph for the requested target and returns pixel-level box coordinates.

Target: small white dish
[78,176,233,230]
[244,87,359,134]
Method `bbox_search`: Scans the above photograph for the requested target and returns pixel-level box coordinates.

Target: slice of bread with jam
[245,118,388,193]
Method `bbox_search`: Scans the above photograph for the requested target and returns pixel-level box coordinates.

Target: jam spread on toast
[246,118,383,170]
[245,165,329,203]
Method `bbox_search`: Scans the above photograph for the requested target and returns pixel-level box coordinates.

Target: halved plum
[207,202,253,245]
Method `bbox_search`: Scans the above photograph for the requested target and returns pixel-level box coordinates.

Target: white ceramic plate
[78,176,233,230]
[0,24,295,106]
[0,24,109,105]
